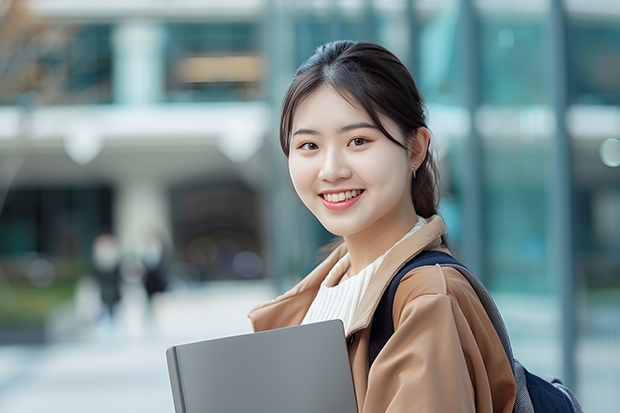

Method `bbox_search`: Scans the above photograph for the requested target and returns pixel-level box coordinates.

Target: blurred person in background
[92,234,121,320]
[136,230,170,302]
[249,41,516,412]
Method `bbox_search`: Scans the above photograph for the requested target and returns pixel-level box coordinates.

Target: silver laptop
[166,319,358,413]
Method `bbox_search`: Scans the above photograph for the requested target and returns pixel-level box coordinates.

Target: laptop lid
[166,319,358,413]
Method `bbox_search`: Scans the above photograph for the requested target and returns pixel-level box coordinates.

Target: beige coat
[248,216,516,412]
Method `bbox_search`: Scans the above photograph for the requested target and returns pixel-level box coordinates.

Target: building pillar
[458,0,486,283]
[264,0,298,292]
[406,0,420,81]
[362,0,376,41]
[114,180,171,256]
[112,20,166,105]
[549,0,577,391]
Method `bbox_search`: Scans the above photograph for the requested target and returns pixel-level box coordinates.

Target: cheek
[359,148,409,186]
[288,157,314,197]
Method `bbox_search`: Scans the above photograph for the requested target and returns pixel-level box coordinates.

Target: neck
[343,205,419,276]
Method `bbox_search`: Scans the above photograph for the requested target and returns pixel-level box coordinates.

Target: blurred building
[0,0,270,342]
[0,0,619,396]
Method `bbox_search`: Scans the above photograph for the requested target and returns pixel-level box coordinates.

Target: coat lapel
[248,242,347,332]
[346,215,446,335]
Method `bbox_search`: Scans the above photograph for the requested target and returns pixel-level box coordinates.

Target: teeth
[323,190,362,203]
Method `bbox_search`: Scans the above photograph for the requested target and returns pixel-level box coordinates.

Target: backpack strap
[369,250,514,369]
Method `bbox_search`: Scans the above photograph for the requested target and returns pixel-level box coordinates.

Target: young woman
[248,40,516,412]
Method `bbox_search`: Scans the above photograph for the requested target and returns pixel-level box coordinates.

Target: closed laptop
[166,319,358,413]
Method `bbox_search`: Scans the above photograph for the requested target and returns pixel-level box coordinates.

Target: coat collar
[248,215,446,335]
[347,215,445,334]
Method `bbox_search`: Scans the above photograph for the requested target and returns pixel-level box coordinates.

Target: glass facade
[164,22,263,102]
[484,141,551,292]
[294,15,370,67]
[479,14,550,292]
[0,187,112,333]
[446,138,553,292]
[568,19,620,106]
[62,25,114,105]
[418,5,462,104]
[0,187,112,259]
[480,16,547,106]
[0,24,113,106]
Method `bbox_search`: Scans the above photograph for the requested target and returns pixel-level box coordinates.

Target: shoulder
[394,259,477,301]
[392,263,485,327]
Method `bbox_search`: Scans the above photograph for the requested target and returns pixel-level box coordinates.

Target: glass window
[484,141,551,292]
[579,188,620,289]
[0,24,113,106]
[0,187,112,259]
[0,187,112,332]
[418,6,462,105]
[568,19,620,106]
[445,138,553,293]
[480,16,546,106]
[63,25,113,105]
[165,22,263,102]
[294,15,370,67]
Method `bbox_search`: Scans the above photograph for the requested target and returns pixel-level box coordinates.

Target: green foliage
[0,282,75,326]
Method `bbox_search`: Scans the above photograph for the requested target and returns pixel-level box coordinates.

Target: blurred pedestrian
[137,231,169,301]
[92,233,121,319]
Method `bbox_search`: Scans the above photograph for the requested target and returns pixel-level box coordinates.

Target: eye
[299,142,319,151]
[349,137,368,147]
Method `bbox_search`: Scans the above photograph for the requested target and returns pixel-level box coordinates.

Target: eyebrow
[292,122,377,137]
[338,122,377,133]
[292,128,319,137]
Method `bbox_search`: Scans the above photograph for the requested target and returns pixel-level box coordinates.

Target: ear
[407,127,430,168]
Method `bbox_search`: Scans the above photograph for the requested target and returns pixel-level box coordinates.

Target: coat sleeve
[363,292,478,412]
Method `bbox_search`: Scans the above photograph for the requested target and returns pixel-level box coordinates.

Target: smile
[321,189,364,203]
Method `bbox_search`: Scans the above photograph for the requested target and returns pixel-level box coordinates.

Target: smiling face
[288,85,418,242]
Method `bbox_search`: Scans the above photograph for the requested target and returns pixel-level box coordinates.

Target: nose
[318,148,351,182]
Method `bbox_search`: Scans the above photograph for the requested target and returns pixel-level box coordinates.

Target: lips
[319,189,364,211]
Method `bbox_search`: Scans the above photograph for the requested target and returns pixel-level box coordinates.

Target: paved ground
[0,281,618,412]
[0,281,276,413]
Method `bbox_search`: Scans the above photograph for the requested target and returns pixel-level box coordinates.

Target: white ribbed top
[302,216,427,332]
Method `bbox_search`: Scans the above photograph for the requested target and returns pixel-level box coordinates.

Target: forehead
[291,85,403,140]
[293,86,369,125]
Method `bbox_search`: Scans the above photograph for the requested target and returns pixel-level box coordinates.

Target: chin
[316,218,367,238]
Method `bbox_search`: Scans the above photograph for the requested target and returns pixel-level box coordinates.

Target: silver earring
[411,164,417,179]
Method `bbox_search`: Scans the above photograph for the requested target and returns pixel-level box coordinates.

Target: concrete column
[112,20,166,105]
[406,0,420,80]
[114,180,171,255]
[548,0,577,390]
[458,0,486,283]
[362,0,376,41]
[265,0,297,292]
[264,0,331,292]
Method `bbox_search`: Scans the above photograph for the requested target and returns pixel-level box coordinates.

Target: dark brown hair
[280,40,440,218]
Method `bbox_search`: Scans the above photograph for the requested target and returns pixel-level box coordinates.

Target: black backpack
[368,250,583,413]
